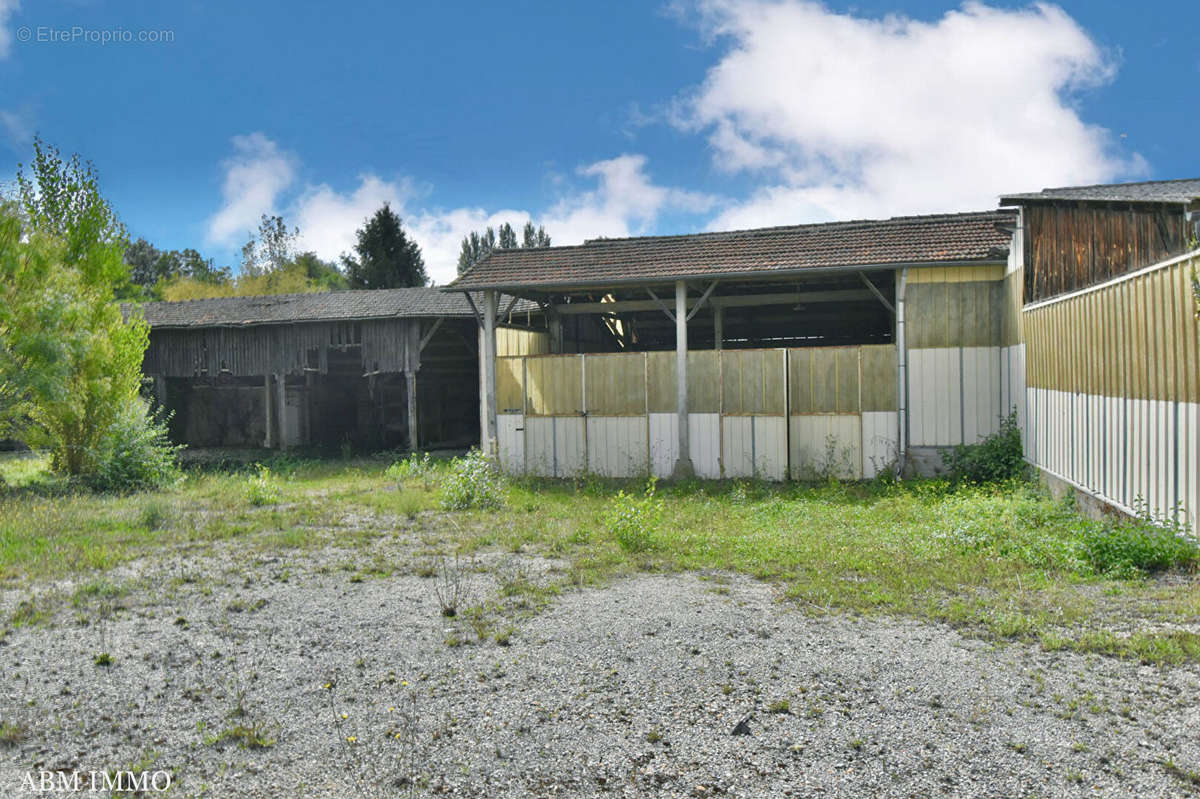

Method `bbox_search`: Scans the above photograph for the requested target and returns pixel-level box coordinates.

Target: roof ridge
[579,209,1013,246]
[1028,176,1200,194]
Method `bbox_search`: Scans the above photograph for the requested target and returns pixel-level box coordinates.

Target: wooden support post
[673,280,694,478]
[548,308,564,354]
[483,289,499,457]
[263,375,273,449]
[276,373,287,451]
[406,370,419,451]
[714,306,724,352]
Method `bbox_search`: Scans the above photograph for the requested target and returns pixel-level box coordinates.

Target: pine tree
[342,204,427,289]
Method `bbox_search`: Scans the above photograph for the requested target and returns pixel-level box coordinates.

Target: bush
[439,450,504,511]
[603,478,664,553]
[943,411,1027,485]
[245,464,282,506]
[1082,519,1199,577]
[81,402,181,493]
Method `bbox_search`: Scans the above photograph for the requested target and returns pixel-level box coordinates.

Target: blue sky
[1,1,1196,284]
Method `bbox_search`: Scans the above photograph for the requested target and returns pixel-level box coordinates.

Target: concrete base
[1035,466,1134,524]
[670,457,695,480]
[902,446,950,478]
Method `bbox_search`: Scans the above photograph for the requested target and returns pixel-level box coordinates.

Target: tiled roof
[448,210,1015,290]
[1000,178,1200,205]
[132,288,534,329]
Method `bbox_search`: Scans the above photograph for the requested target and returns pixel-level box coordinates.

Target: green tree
[5,141,175,485]
[457,220,551,275]
[241,214,299,276]
[342,204,427,288]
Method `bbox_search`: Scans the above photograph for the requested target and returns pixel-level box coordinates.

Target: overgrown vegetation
[943,411,1027,485]
[439,450,504,510]
[1,450,1198,664]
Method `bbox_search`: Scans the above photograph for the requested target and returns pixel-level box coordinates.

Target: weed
[139,499,171,530]
[440,450,504,510]
[245,464,282,506]
[433,552,474,618]
[0,720,26,746]
[205,721,276,750]
[943,411,1027,485]
[603,477,663,553]
[1164,757,1200,787]
[646,728,663,743]
[386,452,436,492]
[93,652,112,667]
[767,699,791,714]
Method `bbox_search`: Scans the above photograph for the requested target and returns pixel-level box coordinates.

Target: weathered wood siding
[1024,250,1200,530]
[1022,203,1191,302]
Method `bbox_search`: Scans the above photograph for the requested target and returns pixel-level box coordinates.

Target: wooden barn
[134,288,539,452]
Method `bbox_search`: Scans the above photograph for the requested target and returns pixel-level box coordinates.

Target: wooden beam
[673,280,694,478]
[645,287,676,322]
[406,370,419,451]
[714,306,724,352]
[685,280,720,322]
[482,289,498,456]
[263,375,273,449]
[275,373,287,451]
[859,273,895,314]
[552,288,873,315]
[419,317,445,352]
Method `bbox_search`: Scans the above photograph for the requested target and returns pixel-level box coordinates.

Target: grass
[1,451,1198,664]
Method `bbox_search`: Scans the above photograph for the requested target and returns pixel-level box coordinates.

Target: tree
[342,204,427,289]
[241,214,299,276]
[457,220,551,274]
[522,221,551,249]
[4,143,171,482]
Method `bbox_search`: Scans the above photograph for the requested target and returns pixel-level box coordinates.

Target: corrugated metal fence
[495,344,898,480]
[1024,250,1200,530]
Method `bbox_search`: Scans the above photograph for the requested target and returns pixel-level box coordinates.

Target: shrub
[1082,518,1199,577]
[603,478,664,553]
[245,463,282,506]
[81,402,182,493]
[943,411,1027,485]
[439,450,504,510]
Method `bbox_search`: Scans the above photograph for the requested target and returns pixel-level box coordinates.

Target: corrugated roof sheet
[133,287,534,329]
[1000,178,1200,205]
[448,210,1015,290]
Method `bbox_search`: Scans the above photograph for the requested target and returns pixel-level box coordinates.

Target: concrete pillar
[483,289,499,456]
[263,375,274,449]
[406,370,419,451]
[673,280,694,478]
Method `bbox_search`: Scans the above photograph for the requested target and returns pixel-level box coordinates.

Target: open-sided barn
[450,178,1200,531]
[134,288,539,452]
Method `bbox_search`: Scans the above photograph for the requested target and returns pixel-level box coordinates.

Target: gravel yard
[4,542,1200,798]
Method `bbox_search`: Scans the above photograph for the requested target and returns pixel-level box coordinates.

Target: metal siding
[496,414,525,474]
[788,415,862,480]
[586,416,648,477]
[861,411,899,478]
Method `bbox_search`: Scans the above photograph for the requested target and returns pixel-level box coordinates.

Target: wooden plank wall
[1023,203,1190,303]
[1024,250,1200,530]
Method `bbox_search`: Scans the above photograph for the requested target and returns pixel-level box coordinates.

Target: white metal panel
[908,348,963,447]
[722,417,753,478]
[962,346,1001,443]
[648,413,677,479]
[524,417,555,477]
[586,416,648,478]
[789,415,862,480]
[753,416,788,481]
[689,413,722,479]
[861,411,899,478]
[555,417,587,477]
[496,414,524,475]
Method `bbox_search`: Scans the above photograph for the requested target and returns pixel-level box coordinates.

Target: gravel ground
[3,545,1200,798]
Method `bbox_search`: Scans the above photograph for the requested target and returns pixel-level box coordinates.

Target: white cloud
[0,0,19,60]
[0,107,31,149]
[678,0,1145,229]
[207,135,706,284]
[206,132,297,246]
[542,154,716,244]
